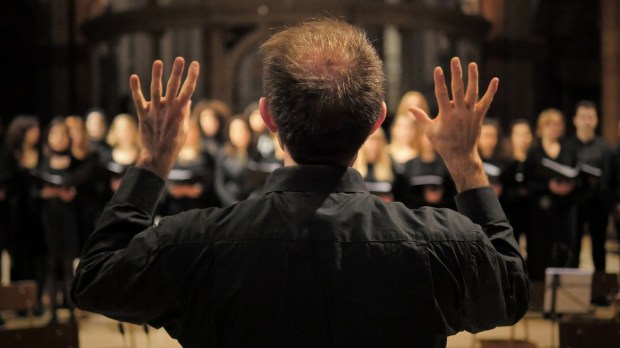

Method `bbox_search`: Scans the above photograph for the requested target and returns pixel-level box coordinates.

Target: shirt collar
[262,165,369,193]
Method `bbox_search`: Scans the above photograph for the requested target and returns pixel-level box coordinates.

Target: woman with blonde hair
[394,124,454,210]
[389,91,430,173]
[355,127,394,202]
[161,116,220,215]
[106,114,140,191]
[395,91,430,118]
[524,108,579,281]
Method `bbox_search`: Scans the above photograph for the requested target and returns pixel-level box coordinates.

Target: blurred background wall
[1,0,618,142]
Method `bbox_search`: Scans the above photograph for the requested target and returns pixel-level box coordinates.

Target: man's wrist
[136,152,172,179]
[112,167,166,216]
[442,152,489,192]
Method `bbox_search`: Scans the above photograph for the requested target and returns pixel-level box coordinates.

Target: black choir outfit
[215,148,264,207]
[481,153,507,192]
[4,154,46,292]
[35,149,81,320]
[103,150,136,193]
[360,163,395,201]
[89,139,115,211]
[0,146,12,253]
[565,135,613,271]
[247,135,283,196]
[72,151,102,250]
[201,135,225,159]
[612,144,620,245]
[500,158,530,243]
[393,156,455,210]
[89,138,112,165]
[161,152,220,216]
[524,141,579,281]
[390,156,408,177]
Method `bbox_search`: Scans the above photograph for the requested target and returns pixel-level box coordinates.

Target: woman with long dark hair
[36,117,79,322]
[355,127,395,202]
[105,114,140,192]
[4,116,45,315]
[215,116,259,206]
[194,99,231,158]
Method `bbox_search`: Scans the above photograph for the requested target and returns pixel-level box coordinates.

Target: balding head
[260,19,386,165]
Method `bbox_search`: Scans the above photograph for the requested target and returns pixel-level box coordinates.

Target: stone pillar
[601,0,620,144]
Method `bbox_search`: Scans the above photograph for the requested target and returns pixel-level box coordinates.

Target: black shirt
[72,165,531,348]
[565,135,612,199]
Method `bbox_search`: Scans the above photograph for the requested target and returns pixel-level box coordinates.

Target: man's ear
[370,101,387,134]
[259,97,278,133]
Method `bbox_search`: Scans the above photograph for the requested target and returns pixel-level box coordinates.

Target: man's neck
[576,130,595,143]
[282,151,356,167]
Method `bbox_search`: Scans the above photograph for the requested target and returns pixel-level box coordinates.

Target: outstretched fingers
[465,62,478,110]
[150,60,163,106]
[475,77,500,117]
[165,57,185,100]
[434,67,451,115]
[178,61,200,106]
[129,74,147,114]
[450,57,465,109]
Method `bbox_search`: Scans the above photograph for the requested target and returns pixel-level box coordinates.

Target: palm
[410,57,498,162]
[129,57,200,178]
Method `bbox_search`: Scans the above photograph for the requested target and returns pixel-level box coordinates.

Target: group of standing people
[0,92,616,322]
[0,99,283,322]
[356,94,616,283]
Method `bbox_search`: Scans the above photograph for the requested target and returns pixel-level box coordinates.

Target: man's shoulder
[154,192,482,246]
[324,193,484,244]
[400,205,483,243]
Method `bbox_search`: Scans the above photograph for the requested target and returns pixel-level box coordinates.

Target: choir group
[0,92,617,321]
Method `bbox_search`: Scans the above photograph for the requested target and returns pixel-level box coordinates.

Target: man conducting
[72,19,531,347]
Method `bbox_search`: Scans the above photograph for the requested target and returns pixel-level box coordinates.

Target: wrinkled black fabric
[72,165,531,348]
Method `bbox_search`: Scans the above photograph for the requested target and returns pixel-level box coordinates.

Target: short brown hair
[260,19,385,165]
[575,100,596,111]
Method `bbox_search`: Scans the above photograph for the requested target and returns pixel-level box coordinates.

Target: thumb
[409,107,433,126]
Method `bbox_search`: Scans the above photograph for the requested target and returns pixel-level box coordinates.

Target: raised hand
[130,57,200,178]
[409,57,499,192]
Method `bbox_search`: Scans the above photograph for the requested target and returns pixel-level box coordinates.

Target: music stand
[543,268,594,346]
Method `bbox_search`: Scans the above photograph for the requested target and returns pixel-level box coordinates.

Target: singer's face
[511,124,532,151]
[479,125,498,153]
[229,119,251,149]
[200,110,220,137]
[25,126,40,147]
[573,107,597,133]
[542,118,563,141]
[48,124,70,152]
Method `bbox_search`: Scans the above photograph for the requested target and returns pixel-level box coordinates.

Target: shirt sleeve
[70,167,184,330]
[453,186,532,333]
